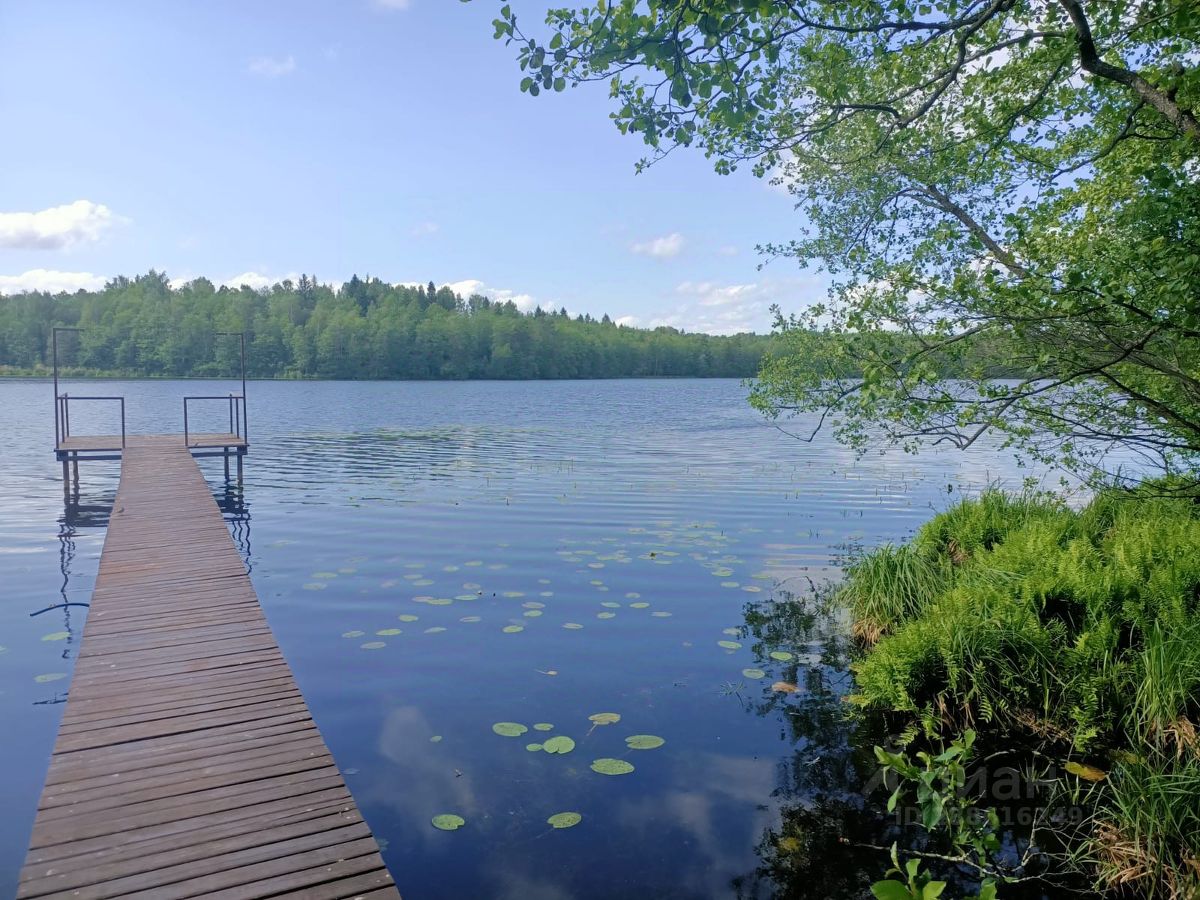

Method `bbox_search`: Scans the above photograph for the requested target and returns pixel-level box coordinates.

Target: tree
[488,0,1200,481]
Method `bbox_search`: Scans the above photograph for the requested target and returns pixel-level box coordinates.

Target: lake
[0,378,1041,899]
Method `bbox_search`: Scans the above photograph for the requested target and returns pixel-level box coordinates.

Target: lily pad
[563,623,584,630]
[430,735,443,742]
[625,734,665,750]
[342,630,365,638]
[424,626,447,634]
[588,712,621,725]
[629,602,650,609]
[542,736,576,754]
[431,814,466,831]
[526,742,544,752]
[742,668,767,680]
[302,583,327,591]
[41,632,70,642]
[590,758,635,776]
[376,628,402,636]
[361,641,386,650]
[397,614,419,622]
[770,651,795,662]
[650,611,673,618]
[600,601,621,608]
[522,601,546,609]
[533,723,554,731]
[523,610,543,618]
[718,640,742,650]
[493,722,528,737]
[459,615,482,623]
[547,812,582,829]
[34,673,67,683]
[502,625,525,634]
[596,612,616,619]
[722,627,740,636]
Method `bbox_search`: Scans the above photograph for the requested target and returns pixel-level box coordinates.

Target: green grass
[842,484,1200,896]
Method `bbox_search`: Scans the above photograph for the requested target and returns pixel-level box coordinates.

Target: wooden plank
[21,441,399,899]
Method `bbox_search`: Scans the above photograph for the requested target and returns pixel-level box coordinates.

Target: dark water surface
[0,379,1039,899]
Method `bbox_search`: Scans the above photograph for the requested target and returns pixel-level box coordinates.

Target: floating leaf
[588,713,621,725]
[523,610,543,618]
[41,631,70,642]
[722,628,740,636]
[34,673,67,683]
[650,611,673,618]
[547,812,582,829]
[526,742,544,752]
[426,598,453,606]
[1065,761,1107,782]
[503,591,525,598]
[712,568,734,577]
[542,736,576,754]
[455,594,478,601]
[502,625,525,634]
[361,641,386,650]
[771,681,800,693]
[742,668,767,680]
[396,615,419,623]
[625,735,665,750]
[563,623,584,630]
[770,651,794,662]
[376,628,402,636]
[522,601,546,609]
[721,582,740,588]
[312,571,338,579]
[413,579,435,586]
[430,735,443,743]
[425,626,447,634]
[459,615,482,623]
[625,592,641,599]
[534,723,554,731]
[431,814,465,831]
[591,758,635,776]
[718,640,742,650]
[629,602,650,609]
[302,583,327,591]
[341,630,365,638]
[596,612,616,620]
[600,601,621,609]
[742,586,762,593]
[493,722,528,737]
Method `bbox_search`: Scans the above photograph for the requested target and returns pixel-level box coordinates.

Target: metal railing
[55,394,126,449]
[183,394,247,447]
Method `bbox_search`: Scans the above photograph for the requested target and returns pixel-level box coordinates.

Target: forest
[0,271,771,380]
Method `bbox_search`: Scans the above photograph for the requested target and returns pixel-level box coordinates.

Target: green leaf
[492,721,528,737]
[431,814,465,831]
[625,734,665,750]
[590,758,635,775]
[871,881,913,900]
[588,712,620,725]
[547,811,581,828]
[542,735,576,754]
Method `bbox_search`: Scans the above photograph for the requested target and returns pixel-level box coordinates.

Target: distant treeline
[0,272,772,379]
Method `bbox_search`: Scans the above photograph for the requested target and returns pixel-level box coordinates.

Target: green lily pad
[650,611,672,617]
[361,641,386,650]
[533,723,554,731]
[430,735,443,742]
[431,814,465,831]
[722,628,740,636]
[770,651,794,662]
[596,612,616,619]
[526,742,544,752]
[341,630,365,638]
[742,667,767,680]
[397,614,419,622]
[563,623,584,629]
[424,626,446,634]
[34,673,67,683]
[590,758,635,776]
[459,615,482,623]
[629,602,650,609]
[493,722,528,737]
[455,594,478,601]
[502,625,525,634]
[376,628,402,636]
[425,598,453,606]
[600,601,621,608]
[41,632,69,642]
[523,610,543,618]
[522,601,546,609]
[718,640,742,650]
[625,592,641,599]
[503,591,525,598]
[542,735,576,754]
[625,734,665,750]
[547,812,582,829]
[588,712,621,725]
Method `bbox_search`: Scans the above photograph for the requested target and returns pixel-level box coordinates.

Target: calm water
[0,378,1045,898]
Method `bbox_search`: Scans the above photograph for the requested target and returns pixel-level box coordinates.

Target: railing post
[120,398,126,448]
[63,395,70,439]
[183,399,189,447]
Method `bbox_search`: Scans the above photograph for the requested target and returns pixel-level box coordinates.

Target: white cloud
[409,221,440,237]
[0,200,120,250]
[630,232,685,259]
[631,276,824,335]
[372,0,412,9]
[615,315,639,327]
[220,270,302,290]
[397,278,544,312]
[0,269,106,295]
[247,55,296,78]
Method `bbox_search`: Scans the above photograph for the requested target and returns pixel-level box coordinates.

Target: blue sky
[0,0,825,333]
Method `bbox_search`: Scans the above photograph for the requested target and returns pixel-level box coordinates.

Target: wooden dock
[19,436,400,899]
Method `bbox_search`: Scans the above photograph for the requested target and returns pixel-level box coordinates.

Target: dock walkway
[19,436,399,899]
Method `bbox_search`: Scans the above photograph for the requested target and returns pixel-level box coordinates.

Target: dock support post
[72,456,79,489]
[236,452,244,484]
[223,448,230,481]
[62,459,70,499]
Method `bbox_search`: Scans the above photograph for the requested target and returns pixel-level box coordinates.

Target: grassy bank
[841,487,1200,898]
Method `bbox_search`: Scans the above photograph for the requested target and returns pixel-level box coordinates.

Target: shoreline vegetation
[0,272,771,380]
[840,486,1200,899]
